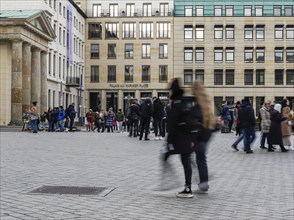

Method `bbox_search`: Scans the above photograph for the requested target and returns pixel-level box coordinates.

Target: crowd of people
[221,98,294,152]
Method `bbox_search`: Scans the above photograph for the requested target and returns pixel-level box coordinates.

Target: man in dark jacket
[68,103,76,131]
[139,97,153,140]
[239,98,255,153]
[127,99,140,137]
[152,97,165,140]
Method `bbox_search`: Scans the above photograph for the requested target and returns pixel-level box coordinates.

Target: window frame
[88,23,102,39]
[90,44,99,59]
[123,22,136,39]
[195,47,204,62]
[214,48,223,62]
[159,43,168,59]
[142,44,151,59]
[244,25,253,40]
[184,25,193,41]
[196,6,204,16]
[185,5,193,16]
[90,65,99,82]
[286,70,294,85]
[184,69,193,85]
[275,48,284,63]
[256,48,265,63]
[286,48,294,63]
[214,25,223,40]
[286,26,294,40]
[244,69,253,85]
[225,25,234,40]
[140,22,153,38]
[244,6,252,16]
[184,47,193,63]
[195,69,204,82]
[125,43,134,59]
[157,22,170,38]
[285,6,293,16]
[226,48,234,62]
[214,6,222,16]
[273,6,282,16]
[256,25,265,40]
[225,70,234,85]
[214,69,223,85]
[256,69,265,85]
[275,69,284,85]
[105,23,119,39]
[195,25,204,40]
[275,25,283,40]
[142,65,151,82]
[124,65,134,82]
[107,65,116,82]
[225,6,234,16]
[108,44,117,59]
[255,6,263,16]
[159,65,168,82]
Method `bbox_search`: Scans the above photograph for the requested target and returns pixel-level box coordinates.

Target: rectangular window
[108,44,116,58]
[196,6,204,16]
[226,25,234,40]
[214,25,223,39]
[58,56,61,78]
[142,44,151,58]
[159,65,168,82]
[244,6,252,16]
[184,25,193,41]
[140,23,153,38]
[275,70,284,85]
[143,3,152,16]
[123,23,136,38]
[226,48,234,62]
[184,69,193,85]
[93,4,101,17]
[226,70,234,85]
[275,48,283,63]
[214,48,223,62]
[195,25,204,40]
[285,6,293,16]
[286,26,294,39]
[274,6,282,16]
[157,22,170,38]
[255,6,263,16]
[108,66,116,82]
[195,69,204,82]
[256,48,265,62]
[256,69,265,85]
[244,70,253,85]
[109,4,118,17]
[214,6,222,16]
[88,23,102,39]
[105,23,119,39]
[91,44,99,59]
[184,47,193,63]
[63,29,65,46]
[126,4,135,17]
[275,25,283,40]
[214,70,223,85]
[90,65,99,82]
[142,65,151,82]
[256,25,265,40]
[160,3,169,16]
[125,44,134,59]
[226,6,233,16]
[245,25,253,40]
[185,6,193,16]
[125,65,133,82]
[48,52,51,75]
[286,70,294,85]
[286,48,294,63]
[195,47,204,62]
[159,44,168,59]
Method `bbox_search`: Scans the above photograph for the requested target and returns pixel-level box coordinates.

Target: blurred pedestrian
[116,109,125,133]
[139,98,153,141]
[259,100,271,149]
[29,102,39,133]
[152,97,165,140]
[281,99,293,149]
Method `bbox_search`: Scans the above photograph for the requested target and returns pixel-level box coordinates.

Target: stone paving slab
[0,131,293,219]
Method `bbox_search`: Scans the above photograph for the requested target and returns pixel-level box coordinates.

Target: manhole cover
[29,186,108,195]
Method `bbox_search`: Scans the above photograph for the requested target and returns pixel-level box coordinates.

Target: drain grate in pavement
[29,186,108,195]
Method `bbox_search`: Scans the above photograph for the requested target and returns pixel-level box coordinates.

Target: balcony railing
[66,76,80,87]
[86,9,173,18]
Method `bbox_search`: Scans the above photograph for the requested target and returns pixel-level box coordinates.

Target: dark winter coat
[239,101,255,129]
[106,112,115,127]
[153,98,165,119]
[268,110,285,145]
[128,104,140,120]
[140,99,153,119]
[167,96,198,155]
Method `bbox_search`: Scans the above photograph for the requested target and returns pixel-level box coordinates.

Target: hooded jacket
[239,100,255,129]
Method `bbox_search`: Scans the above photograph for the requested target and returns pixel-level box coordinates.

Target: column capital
[23,42,31,47]
[31,47,41,52]
[41,50,48,55]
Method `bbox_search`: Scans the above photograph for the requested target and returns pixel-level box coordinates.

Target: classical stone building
[0,10,55,125]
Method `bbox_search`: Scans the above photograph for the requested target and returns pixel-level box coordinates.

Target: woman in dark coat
[268,104,288,152]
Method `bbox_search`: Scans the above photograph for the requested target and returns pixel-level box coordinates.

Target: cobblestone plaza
[0,130,293,219]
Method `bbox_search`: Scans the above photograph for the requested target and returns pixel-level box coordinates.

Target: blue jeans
[30,119,38,133]
[243,127,256,152]
[58,120,64,131]
[195,142,208,184]
[232,131,244,146]
[260,132,268,147]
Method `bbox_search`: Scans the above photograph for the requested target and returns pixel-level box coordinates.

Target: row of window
[88,22,171,39]
[183,69,294,86]
[48,52,83,80]
[90,3,171,17]
[90,43,168,59]
[183,47,294,63]
[90,65,168,83]
[183,5,293,17]
[184,25,294,41]
[48,89,77,110]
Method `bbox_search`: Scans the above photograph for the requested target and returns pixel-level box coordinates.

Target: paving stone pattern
[0,131,293,219]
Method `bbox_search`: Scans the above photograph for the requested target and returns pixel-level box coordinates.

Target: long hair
[192,81,216,129]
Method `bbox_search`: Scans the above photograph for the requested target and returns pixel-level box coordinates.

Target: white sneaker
[159,137,163,140]
[155,136,159,140]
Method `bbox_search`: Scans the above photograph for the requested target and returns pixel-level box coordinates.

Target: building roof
[0,10,41,19]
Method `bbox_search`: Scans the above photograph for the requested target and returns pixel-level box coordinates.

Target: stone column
[118,90,123,111]
[101,90,106,110]
[22,43,31,113]
[11,40,23,124]
[41,51,48,113]
[135,90,140,100]
[31,48,41,112]
[152,89,157,98]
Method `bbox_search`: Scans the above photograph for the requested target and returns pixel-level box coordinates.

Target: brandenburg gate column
[101,90,106,111]
[11,40,23,124]
[118,90,123,111]
[31,48,41,112]
[22,42,31,112]
[41,51,48,113]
